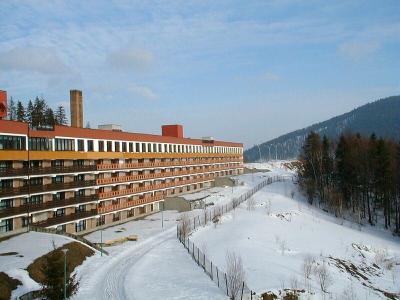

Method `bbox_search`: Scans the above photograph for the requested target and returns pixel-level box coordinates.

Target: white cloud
[261,71,280,81]
[0,47,69,74]
[338,39,380,61]
[107,48,153,72]
[128,84,158,100]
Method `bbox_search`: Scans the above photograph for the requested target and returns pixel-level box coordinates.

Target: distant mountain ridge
[244,95,400,162]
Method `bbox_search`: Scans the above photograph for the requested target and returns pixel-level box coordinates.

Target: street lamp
[61,248,68,300]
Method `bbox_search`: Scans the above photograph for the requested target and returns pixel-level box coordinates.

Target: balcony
[97,195,164,214]
[0,179,96,198]
[0,194,98,220]
[96,157,242,171]
[33,209,98,228]
[96,165,242,186]
[98,175,215,200]
[0,165,97,178]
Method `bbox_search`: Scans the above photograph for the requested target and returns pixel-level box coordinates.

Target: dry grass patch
[27,241,94,285]
[0,272,21,300]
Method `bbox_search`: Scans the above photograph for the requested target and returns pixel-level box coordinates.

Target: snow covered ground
[189,166,400,299]
[0,232,73,298]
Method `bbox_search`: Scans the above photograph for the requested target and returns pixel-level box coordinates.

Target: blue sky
[0,0,399,148]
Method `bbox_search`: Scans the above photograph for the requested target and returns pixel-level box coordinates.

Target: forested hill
[244,95,400,162]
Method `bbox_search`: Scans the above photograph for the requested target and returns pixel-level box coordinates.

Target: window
[75,220,86,232]
[87,140,94,151]
[75,205,85,213]
[52,176,64,184]
[136,143,140,152]
[107,141,113,152]
[74,159,84,166]
[29,137,51,151]
[98,141,105,152]
[96,215,105,226]
[115,142,120,152]
[0,198,13,210]
[129,142,134,152]
[55,138,74,151]
[74,174,85,182]
[24,195,43,205]
[142,143,146,152]
[0,135,26,150]
[54,208,65,217]
[77,139,84,151]
[0,218,13,233]
[28,177,43,186]
[53,192,65,201]
[75,189,85,197]
[52,160,64,167]
[113,212,121,222]
[0,179,13,189]
[158,144,162,152]
[148,143,152,153]
[122,142,127,152]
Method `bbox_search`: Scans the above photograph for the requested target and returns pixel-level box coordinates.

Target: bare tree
[265,199,272,215]
[302,254,315,293]
[246,197,255,211]
[213,206,222,227]
[179,213,191,239]
[225,251,245,300]
[315,261,332,293]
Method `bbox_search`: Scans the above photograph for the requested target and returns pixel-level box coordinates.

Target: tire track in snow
[75,227,175,300]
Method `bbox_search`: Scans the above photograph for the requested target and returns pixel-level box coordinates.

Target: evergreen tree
[16,101,26,122]
[8,97,16,120]
[55,105,67,125]
[41,247,78,300]
[44,107,56,126]
[26,100,34,125]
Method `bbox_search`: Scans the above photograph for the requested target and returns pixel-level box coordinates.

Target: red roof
[0,119,242,147]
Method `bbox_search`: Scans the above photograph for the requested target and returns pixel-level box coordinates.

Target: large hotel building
[0,90,243,237]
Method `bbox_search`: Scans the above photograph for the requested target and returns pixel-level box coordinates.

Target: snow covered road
[74,218,227,299]
[75,227,176,300]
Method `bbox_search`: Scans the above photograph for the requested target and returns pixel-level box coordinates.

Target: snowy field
[189,164,400,299]
[0,232,73,298]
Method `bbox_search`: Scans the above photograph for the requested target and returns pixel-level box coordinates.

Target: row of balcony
[0,194,97,220]
[0,173,219,221]
[97,194,164,214]
[0,180,96,198]
[96,164,240,185]
[96,157,242,170]
[0,157,242,178]
[0,165,97,178]
[34,193,165,228]
[98,175,216,200]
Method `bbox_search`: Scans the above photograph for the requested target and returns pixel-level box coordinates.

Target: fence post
[240,281,244,300]
[225,273,229,296]
[211,261,213,280]
[217,268,219,287]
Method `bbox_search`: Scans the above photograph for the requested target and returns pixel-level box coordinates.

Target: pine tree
[16,101,26,122]
[44,107,56,126]
[55,105,67,125]
[26,100,34,125]
[41,247,78,300]
[8,97,16,120]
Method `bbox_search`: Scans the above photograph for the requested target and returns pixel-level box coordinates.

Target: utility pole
[61,249,68,300]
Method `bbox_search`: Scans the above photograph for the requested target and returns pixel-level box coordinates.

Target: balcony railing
[99,175,215,200]
[96,164,241,185]
[0,194,98,220]
[96,157,242,171]
[97,195,164,214]
[0,165,96,178]
[0,180,96,197]
[33,209,98,228]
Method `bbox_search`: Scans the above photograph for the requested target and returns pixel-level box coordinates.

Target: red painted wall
[0,90,7,119]
[162,124,184,139]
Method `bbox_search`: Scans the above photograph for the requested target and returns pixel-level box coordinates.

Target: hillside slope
[245,95,400,162]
